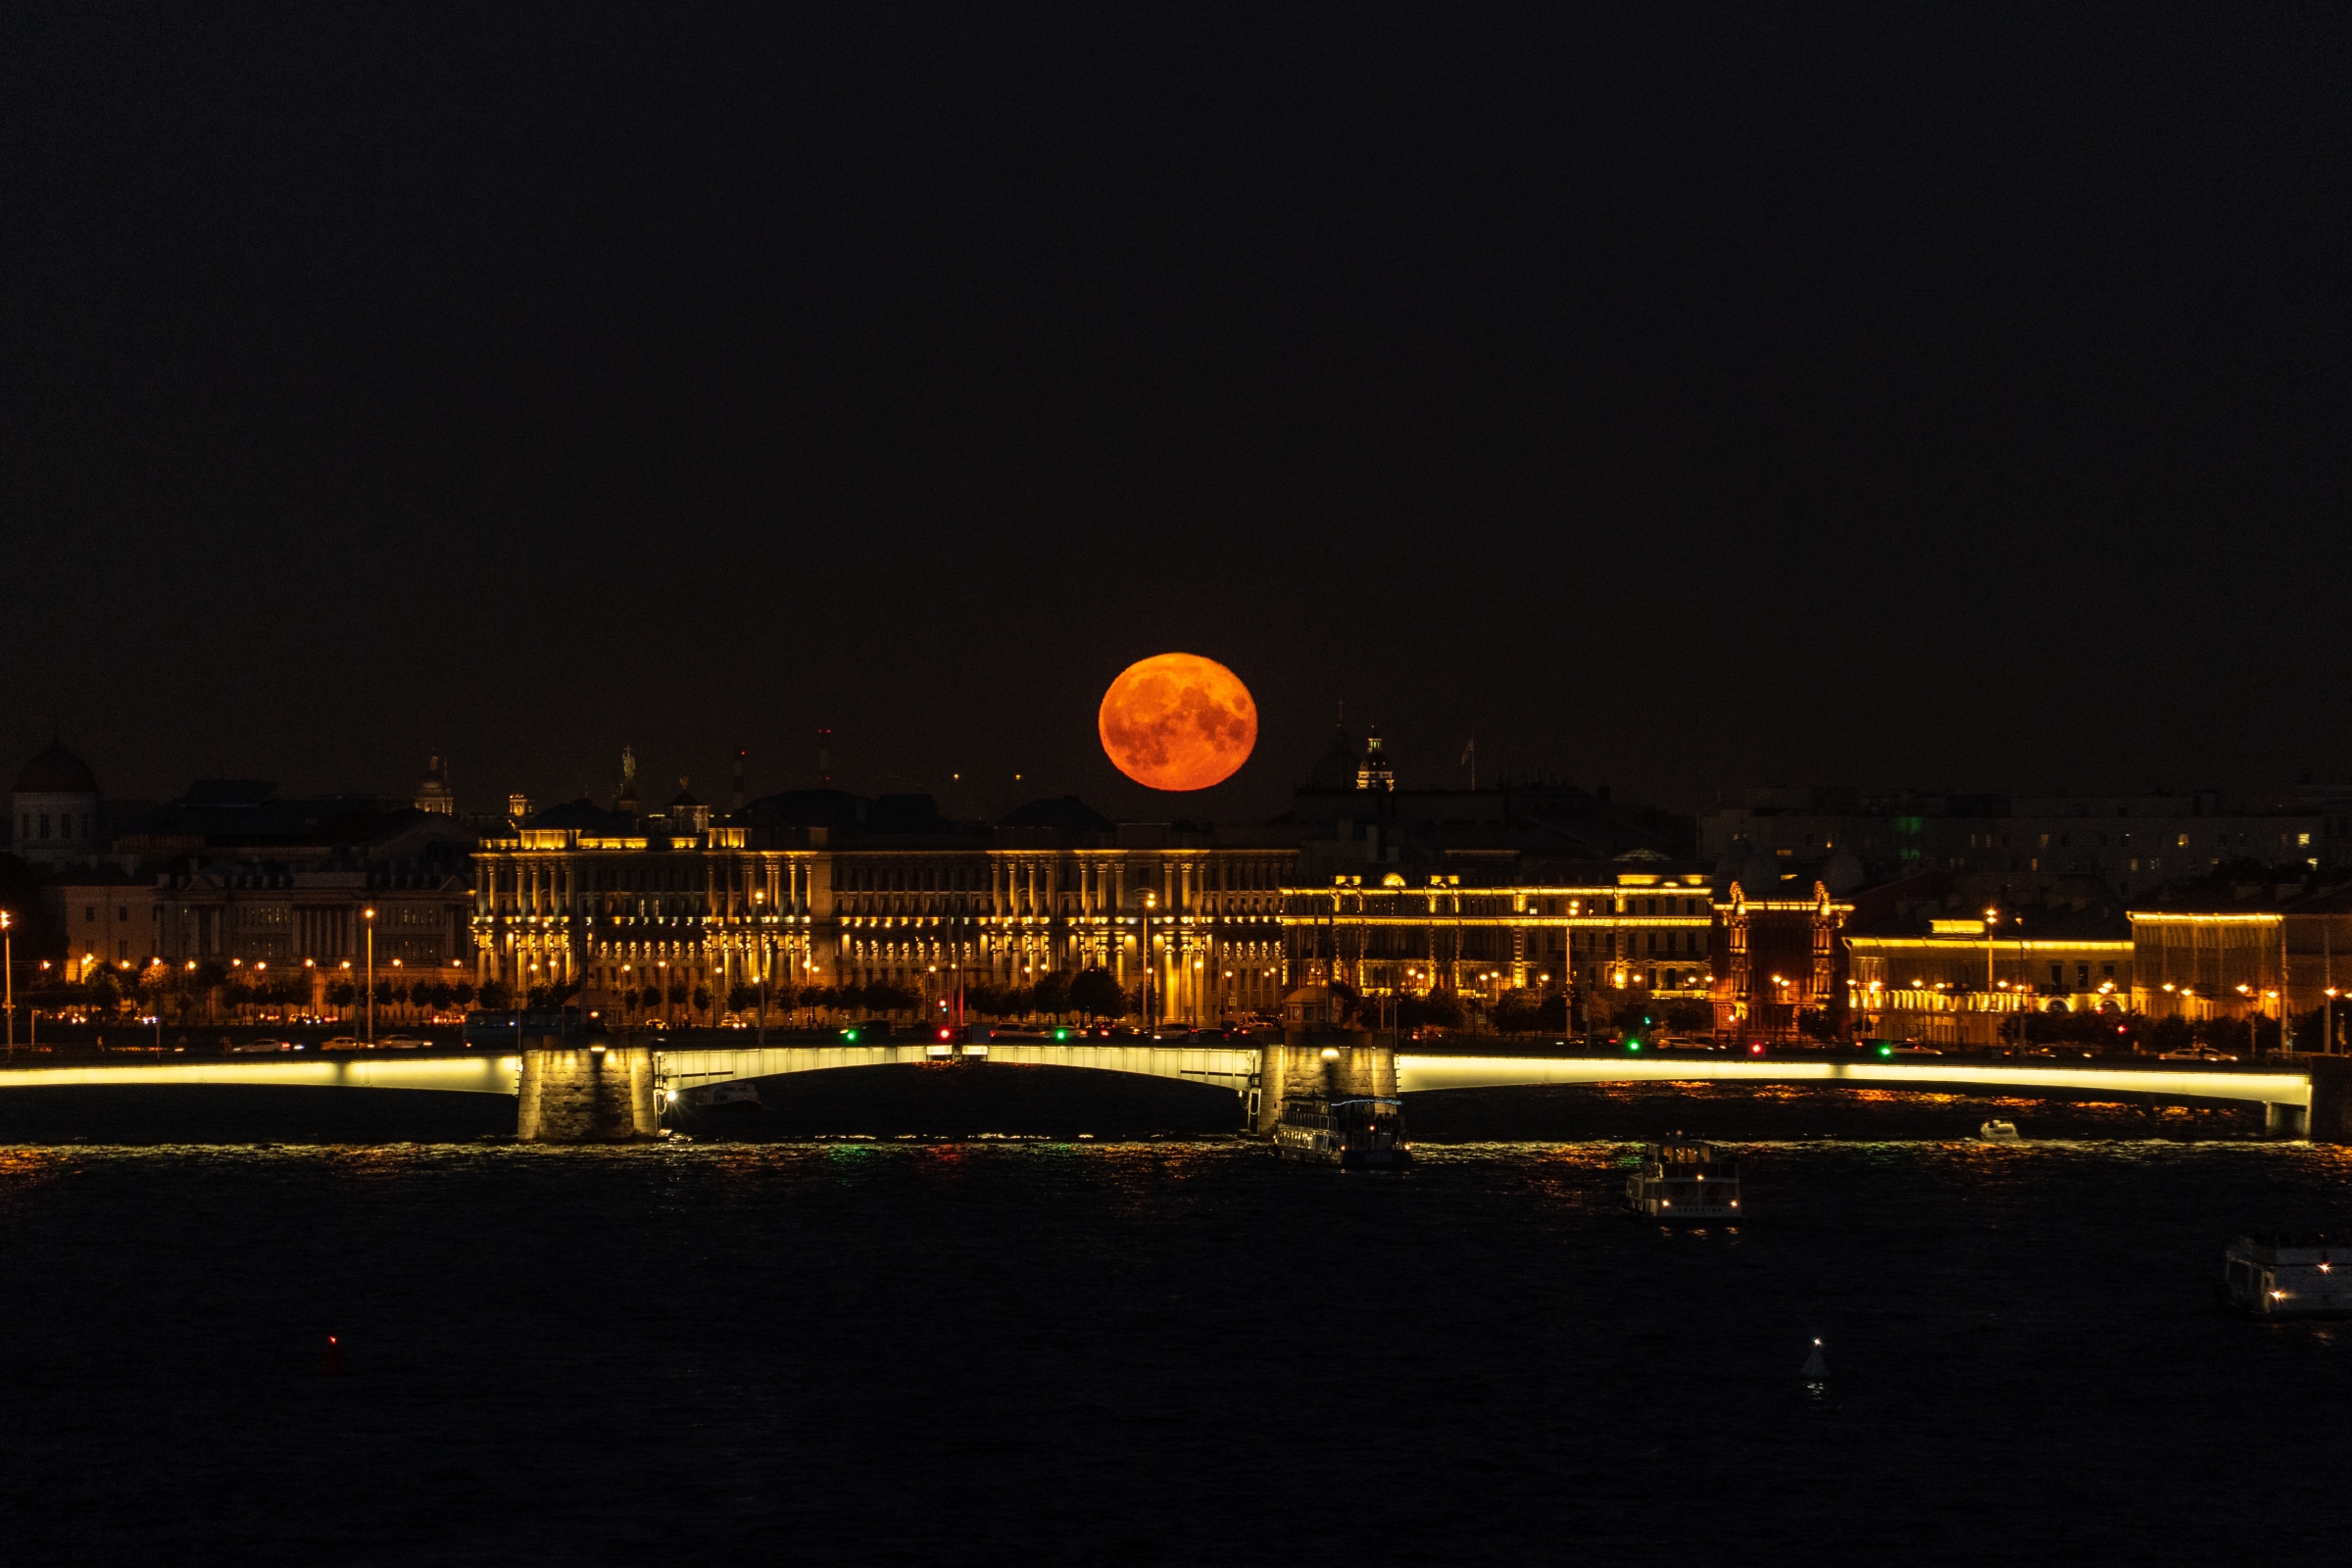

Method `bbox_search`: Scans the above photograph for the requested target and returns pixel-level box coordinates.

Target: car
[224,1038,297,1054]
[377,1035,429,1051]
[2158,1045,2237,1061]
[1889,1044,1943,1056]
[320,1036,365,1052]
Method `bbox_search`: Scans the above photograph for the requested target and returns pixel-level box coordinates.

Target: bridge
[0,1039,2336,1142]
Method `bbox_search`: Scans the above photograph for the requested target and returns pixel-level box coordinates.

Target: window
[84,906,96,922]
[2177,833,2190,848]
[38,814,49,839]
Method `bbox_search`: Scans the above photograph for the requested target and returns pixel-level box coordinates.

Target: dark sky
[6,5,2349,820]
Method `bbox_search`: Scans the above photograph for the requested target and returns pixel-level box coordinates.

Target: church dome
[14,739,97,795]
[1821,846,1867,896]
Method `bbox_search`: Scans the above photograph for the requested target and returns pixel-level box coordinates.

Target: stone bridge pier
[516,1040,660,1142]
[1251,1035,1396,1136]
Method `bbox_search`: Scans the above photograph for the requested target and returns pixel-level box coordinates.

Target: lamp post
[1142,891,1156,1031]
[363,907,376,1045]
[2,909,13,1056]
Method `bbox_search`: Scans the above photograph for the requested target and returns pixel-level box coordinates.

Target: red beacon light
[1748,1042,1765,1055]
[937,1026,954,1042]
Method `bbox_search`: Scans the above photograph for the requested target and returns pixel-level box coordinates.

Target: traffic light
[1626,1038,1642,1052]
[1877,1043,1893,1057]
[841,1027,860,1043]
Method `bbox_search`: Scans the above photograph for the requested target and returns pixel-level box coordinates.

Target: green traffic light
[1878,1044,1892,1057]
[1054,1028,1070,1041]
[1627,1039,1642,1052]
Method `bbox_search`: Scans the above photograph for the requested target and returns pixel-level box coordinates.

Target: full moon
[1098,653,1258,792]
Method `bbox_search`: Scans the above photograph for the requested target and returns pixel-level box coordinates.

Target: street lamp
[1142,891,1156,1030]
[363,907,376,1045]
[1,908,13,1055]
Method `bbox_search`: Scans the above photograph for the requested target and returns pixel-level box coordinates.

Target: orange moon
[1098,653,1258,792]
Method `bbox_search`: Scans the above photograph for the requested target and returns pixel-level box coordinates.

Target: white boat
[1979,1120,2022,1143]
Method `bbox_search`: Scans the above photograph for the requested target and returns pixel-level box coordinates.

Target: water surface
[2,1135,2344,1564]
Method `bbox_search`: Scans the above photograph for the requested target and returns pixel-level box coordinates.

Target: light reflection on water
[0,1135,2346,1564]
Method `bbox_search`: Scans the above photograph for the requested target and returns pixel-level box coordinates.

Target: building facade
[1286,867,1719,1004]
[470,819,1298,1025]
[1702,786,2350,897]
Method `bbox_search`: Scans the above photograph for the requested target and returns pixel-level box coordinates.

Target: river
[0,1081,2344,1563]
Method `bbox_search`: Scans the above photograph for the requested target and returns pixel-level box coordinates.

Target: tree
[451,980,475,1007]
[86,966,123,1016]
[666,980,689,1008]
[326,980,357,1010]
[726,982,759,1015]
[692,985,711,1018]
[1492,987,1546,1033]
[1031,969,1072,1019]
[1397,993,1464,1032]
[478,978,514,1011]
[1069,967,1125,1021]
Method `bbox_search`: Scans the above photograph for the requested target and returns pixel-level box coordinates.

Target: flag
[1459,738,1476,766]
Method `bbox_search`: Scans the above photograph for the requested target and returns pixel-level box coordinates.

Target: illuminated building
[2126,876,2352,1045]
[471,791,1297,1024]
[1845,906,2132,1048]
[1706,841,1856,1041]
[43,771,477,990]
[1284,867,1718,1003]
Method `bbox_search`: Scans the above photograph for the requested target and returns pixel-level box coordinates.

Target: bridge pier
[2266,1101,2311,1140]
[516,1043,659,1142]
[1254,1035,1396,1136]
[2305,1057,2352,1144]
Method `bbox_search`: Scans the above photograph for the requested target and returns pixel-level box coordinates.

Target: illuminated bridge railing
[0,1055,525,1096]
[1396,1054,2313,1108]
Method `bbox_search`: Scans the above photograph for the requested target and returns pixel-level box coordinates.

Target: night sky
[6,6,2349,820]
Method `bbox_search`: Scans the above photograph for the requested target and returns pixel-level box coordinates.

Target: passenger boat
[1271,1094,1411,1169]
[2220,1232,2352,1317]
[1624,1139,1741,1222]
[1978,1119,2022,1143]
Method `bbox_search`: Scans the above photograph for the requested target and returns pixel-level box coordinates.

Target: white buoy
[1801,1338,1827,1379]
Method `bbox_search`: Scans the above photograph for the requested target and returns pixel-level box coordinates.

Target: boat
[1978,1119,2022,1142]
[1624,1139,1741,1222]
[1271,1094,1411,1169]
[2220,1232,2352,1317]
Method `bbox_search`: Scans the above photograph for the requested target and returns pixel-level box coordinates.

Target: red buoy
[323,1335,345,1377]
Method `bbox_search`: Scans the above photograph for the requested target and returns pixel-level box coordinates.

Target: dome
[14,739,97,795]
